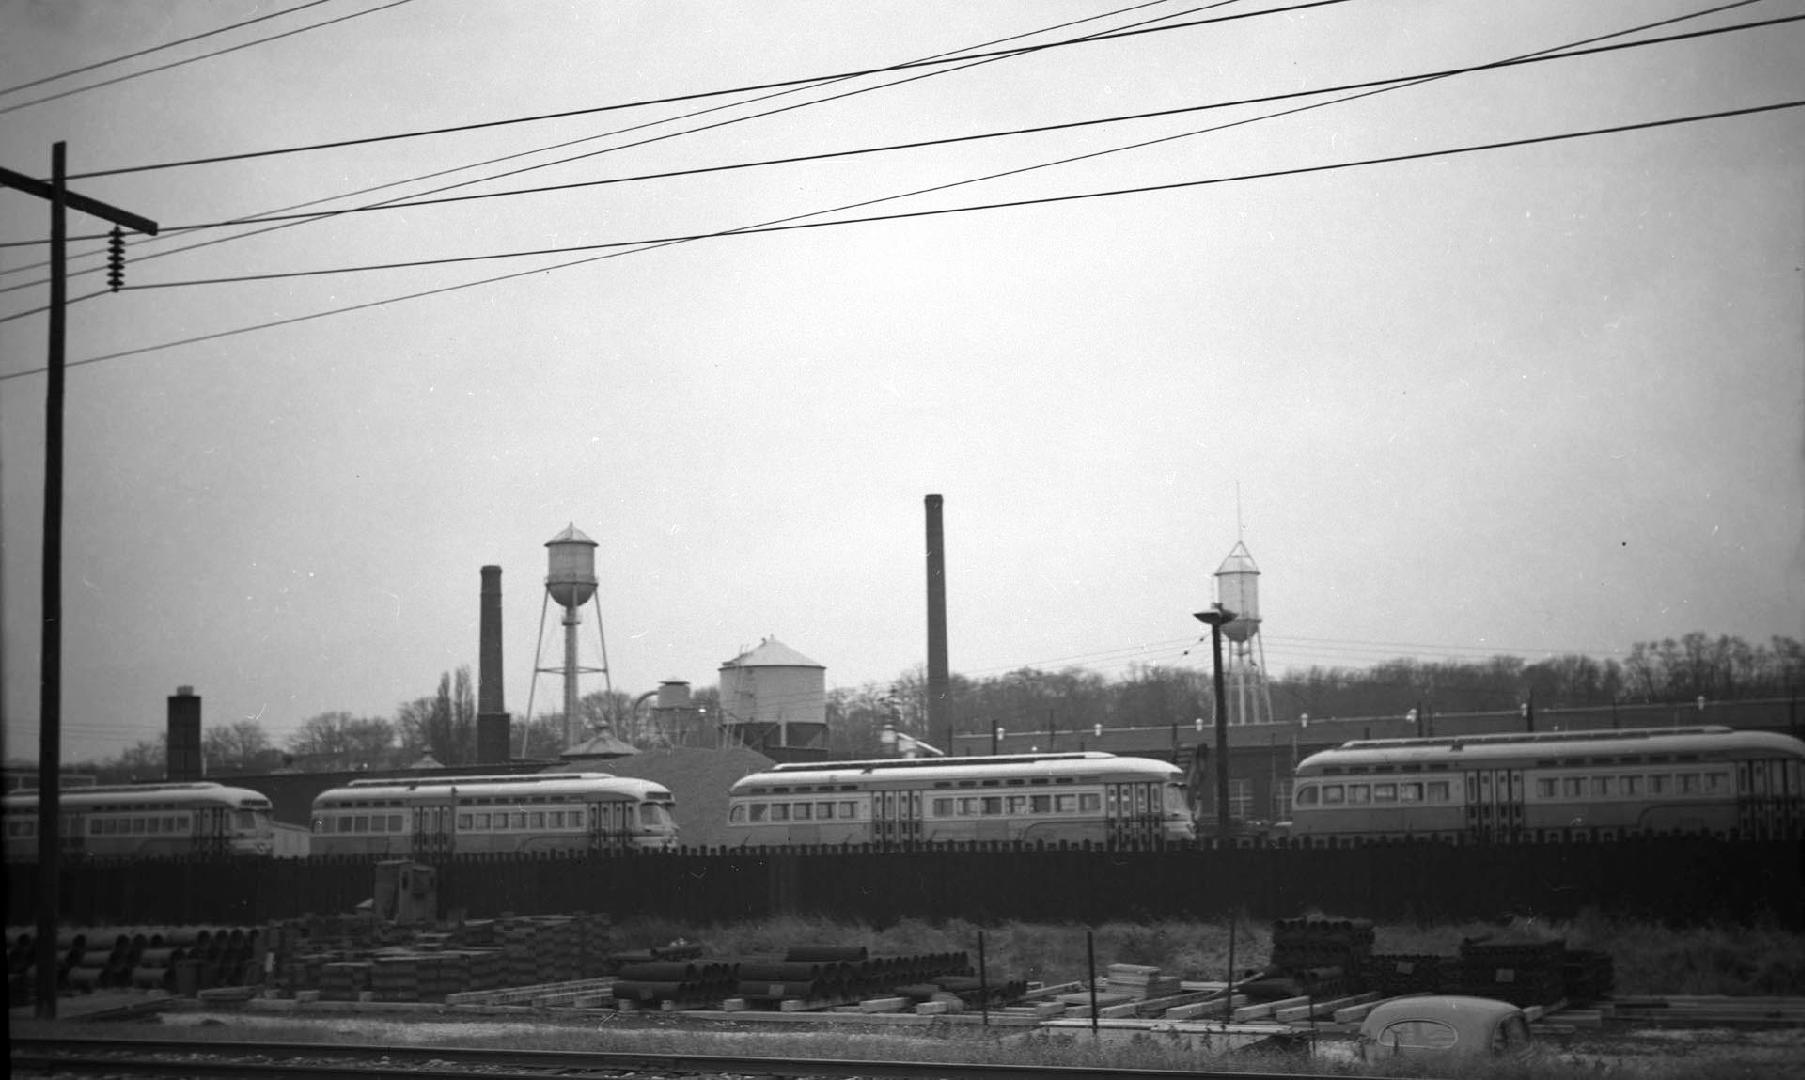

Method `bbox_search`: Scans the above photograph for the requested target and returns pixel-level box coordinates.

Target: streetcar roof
[4,782,272,810]
[312,772,671,804]
[765,751,1117,773]
[731,753,1180,792]
[1297,725,1805,772]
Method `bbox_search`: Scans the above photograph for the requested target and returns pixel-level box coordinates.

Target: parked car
[1357,995,1534,1061]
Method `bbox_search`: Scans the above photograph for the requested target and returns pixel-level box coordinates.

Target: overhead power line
[1,1,1785,301]
[0,0,1238,292]
[1,97,1794,361]
[0,0,344,96]
[51,0,1356,180]
[0,0,422,118]
[89,12,1805,238]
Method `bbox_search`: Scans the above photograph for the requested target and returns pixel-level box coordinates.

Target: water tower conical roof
[546,523,597,547]
[1215,540,1259,576]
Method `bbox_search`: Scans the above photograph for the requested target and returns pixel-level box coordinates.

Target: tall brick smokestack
[475,565,511,763]
[925,495,950,750]
[166,685,202,781]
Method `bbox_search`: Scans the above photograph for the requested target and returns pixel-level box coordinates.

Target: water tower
[526,524,615,751]
[1214,540,1273,725]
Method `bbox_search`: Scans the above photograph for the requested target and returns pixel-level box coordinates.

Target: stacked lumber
[1104,963,1182,1000]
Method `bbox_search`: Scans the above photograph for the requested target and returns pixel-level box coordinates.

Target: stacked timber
[1104,963,1182,1000]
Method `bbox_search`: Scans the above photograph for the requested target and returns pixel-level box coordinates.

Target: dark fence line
[8,837,1799,929]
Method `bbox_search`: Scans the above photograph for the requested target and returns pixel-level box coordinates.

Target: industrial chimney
[475,565,511,763]
[166,685,202,781]
[925,494,950,748]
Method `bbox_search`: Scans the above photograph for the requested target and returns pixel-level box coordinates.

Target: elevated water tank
[544,524,598,609]
[1214,541,1261,643]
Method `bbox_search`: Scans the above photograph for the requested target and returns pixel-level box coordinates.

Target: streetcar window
[1374,783,1397,803]
[1348,785,1371,805]
[1032,794,1052,814]
[842,801,860,819]
[1079,793,1100,812]
[90,818,104,836]
[354,816,369,832]
[750,804,768,822]
[1562,777,1584,797]
[132,818,146,834]
[512,812,527,829]
[1592,778,1611,797]
[640,804,669,826]
[793,803,812,821]
[1296,786,1319,807]
[816,802,835,820]
[1706,773,1727,793]
[1649,774,1670,794]
[1621,776,1643,795]
[527,812,542,828]
[1322,785,1346,806]
[475,813,492,829]
[1007,796,1028,815]
[771,804,790,822]
[1536,779,1557,798]
[1426,782,1450,802]
[982,797,1003,815]
[236,810,260,830]
[147,818,161,834]
[1057,794,1078,813]
[1679,774,1700,794]
[458,814,472,829]
[958,797,980,815]
[932,798,953,817]
[729,805,745,824]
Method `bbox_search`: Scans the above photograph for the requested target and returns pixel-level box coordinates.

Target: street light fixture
[1193,604,1237,840]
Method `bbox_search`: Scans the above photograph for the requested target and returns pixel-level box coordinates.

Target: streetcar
[2,781,276,860]
[308,772,679,857]
[1288,725,1805,842]
[725,751,1195,849]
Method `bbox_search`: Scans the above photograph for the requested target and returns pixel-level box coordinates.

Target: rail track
[11,1035,1375,1080]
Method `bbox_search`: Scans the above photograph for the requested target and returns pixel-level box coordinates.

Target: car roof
[1362,995,1526,1029]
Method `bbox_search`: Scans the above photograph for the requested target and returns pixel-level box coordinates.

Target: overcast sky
[3,0,1801,763]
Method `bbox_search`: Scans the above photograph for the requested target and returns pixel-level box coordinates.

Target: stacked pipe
[1561,947,1615,1006]
[613,959,739,1008]
[1361,953,1452,996]
[1268,915,1376,997]
[1458,935,1567,1007]
[732,946,974,1009]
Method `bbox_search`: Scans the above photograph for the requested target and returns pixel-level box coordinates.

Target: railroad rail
[10,1035,1385,1080]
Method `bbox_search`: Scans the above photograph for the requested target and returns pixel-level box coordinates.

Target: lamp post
[1194,605,1237,839]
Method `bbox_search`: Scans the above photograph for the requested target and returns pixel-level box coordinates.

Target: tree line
[71,632,1802,781]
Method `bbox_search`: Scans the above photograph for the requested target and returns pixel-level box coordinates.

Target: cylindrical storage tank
[717,638,826,750]
[544,525,598,609]
[656,681,692,710]
[1213,541,1262,643]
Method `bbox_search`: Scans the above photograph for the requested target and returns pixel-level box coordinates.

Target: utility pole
[1194,605,1237,840]
[1,145,158,1020]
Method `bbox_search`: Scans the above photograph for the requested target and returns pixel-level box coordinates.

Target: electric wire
[1,0,1782,307]
[20,9,1793,244]
[4,96,1794,359]
[46,0,1356,181]
[79,100,1804,294]
[0,0,345,96]
[2,0,1778,325]
[0,0,1222,287]
[0,0,423,118]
